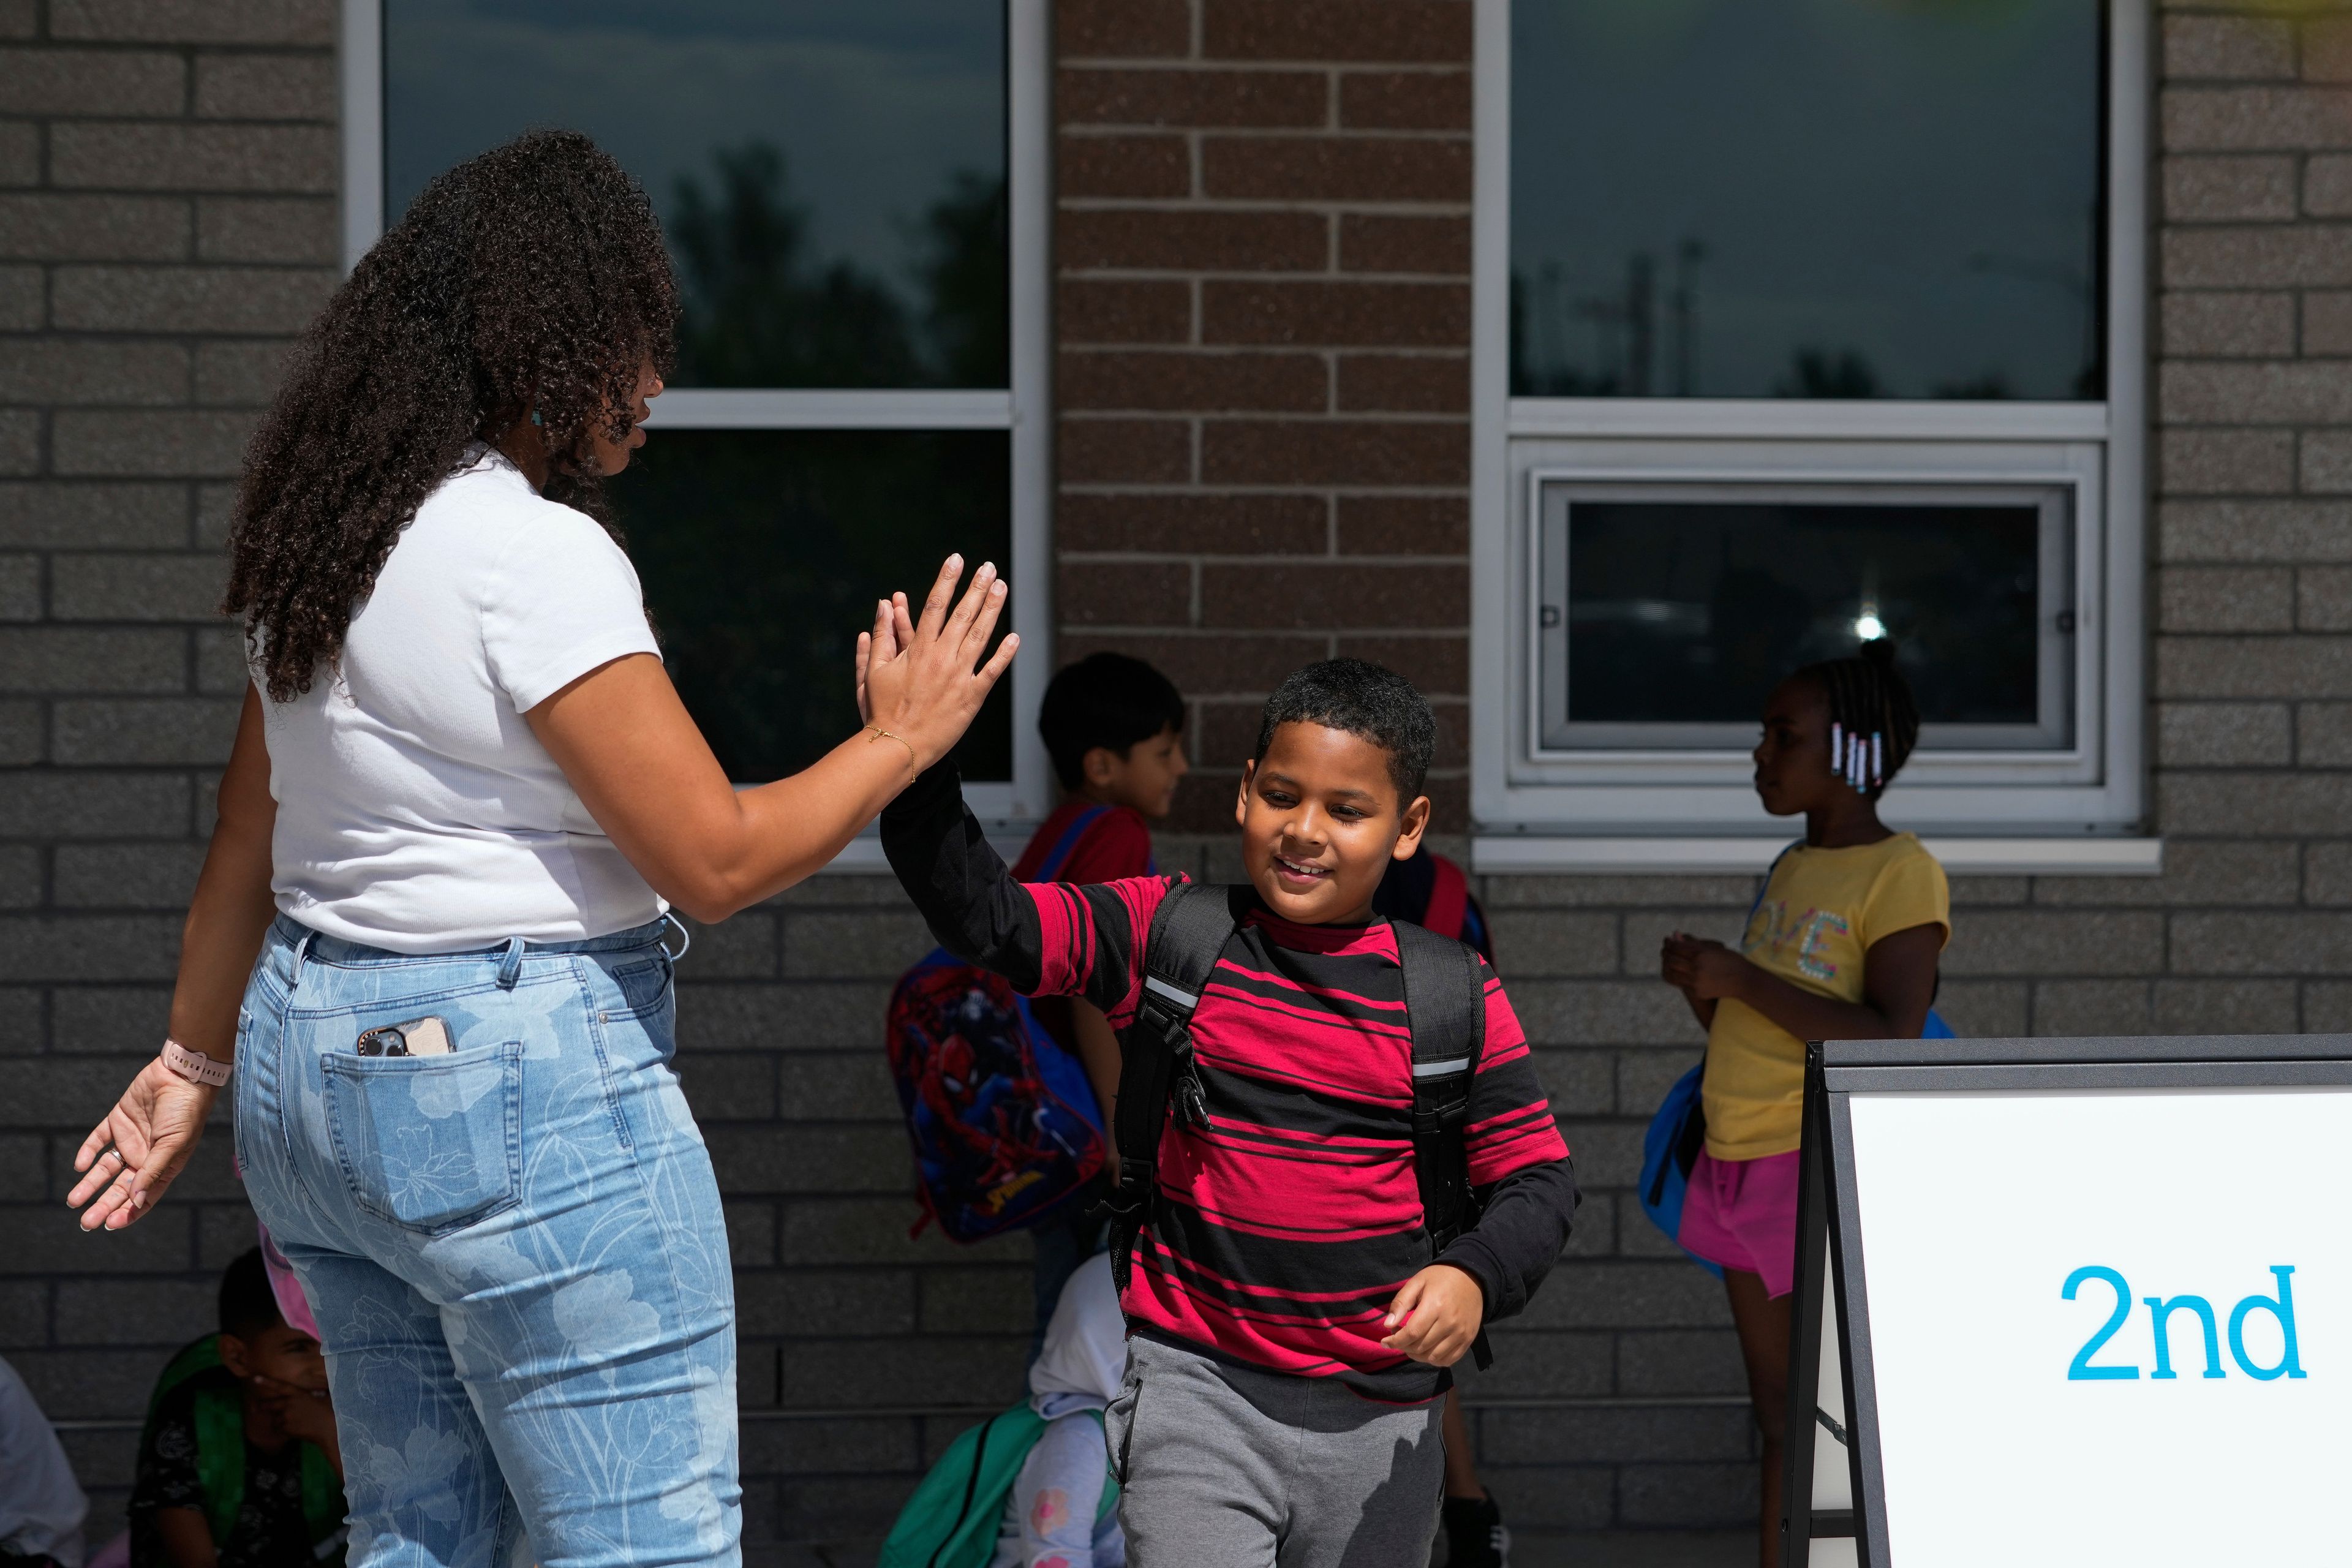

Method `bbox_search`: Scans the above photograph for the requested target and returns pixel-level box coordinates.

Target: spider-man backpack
[884,807,1111,1242]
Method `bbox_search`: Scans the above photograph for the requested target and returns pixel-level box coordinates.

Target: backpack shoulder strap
[1100,881,1248,1286]
[1393,919,1488,1247]
[1392,917,1493,1367]
[191,1377,249,1548]
[1421,853,1470,943]
[1745,840,1803,929]
[1034,805,1112,881]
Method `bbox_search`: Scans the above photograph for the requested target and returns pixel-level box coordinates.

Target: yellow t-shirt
[1700,833,1951,1160]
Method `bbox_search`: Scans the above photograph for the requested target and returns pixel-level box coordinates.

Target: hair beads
[1804,640,1921,802]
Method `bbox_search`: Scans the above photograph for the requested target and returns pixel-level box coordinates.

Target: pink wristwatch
[162,1038,232,1088]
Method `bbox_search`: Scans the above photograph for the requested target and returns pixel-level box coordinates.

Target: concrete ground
[1501,1532,1754,1567]
[752,1530,1755,1567]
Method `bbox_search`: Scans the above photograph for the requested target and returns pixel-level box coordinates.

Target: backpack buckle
[1174,1069,1209,1129]
[1413,1093,1469,1138]
[1091,1179,1150,1225]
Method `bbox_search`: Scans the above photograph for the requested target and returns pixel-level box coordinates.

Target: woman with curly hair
[64,130,1013,1568]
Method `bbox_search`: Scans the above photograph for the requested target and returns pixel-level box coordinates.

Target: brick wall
[2150,0,2352,1034]
[1054,0,1476,835]
[0,0,340,1545]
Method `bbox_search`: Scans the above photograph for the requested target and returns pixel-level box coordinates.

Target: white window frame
[1467,0,2155,876]
[339,0,1055,837]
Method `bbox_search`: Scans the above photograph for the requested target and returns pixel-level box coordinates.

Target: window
[342,0,1051,820]
[1509,0,2106,404]
[1535,480,2078,755]
[1471,0,2150,867]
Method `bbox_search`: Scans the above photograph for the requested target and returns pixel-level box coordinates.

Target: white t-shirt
[259,446,665,952]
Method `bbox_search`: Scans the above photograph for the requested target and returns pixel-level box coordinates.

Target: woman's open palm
[856,554,1019,767]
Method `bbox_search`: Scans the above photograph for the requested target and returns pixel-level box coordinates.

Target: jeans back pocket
[606,954,673,1017]
[322,1040,524,1235]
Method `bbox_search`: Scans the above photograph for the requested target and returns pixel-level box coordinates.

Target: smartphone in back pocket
[355,1016,453,1057]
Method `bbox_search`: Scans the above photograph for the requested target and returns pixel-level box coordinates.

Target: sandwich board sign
[1782,1033,2351,1567]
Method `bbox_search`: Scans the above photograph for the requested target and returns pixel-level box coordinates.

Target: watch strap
[162,1039,232,1088]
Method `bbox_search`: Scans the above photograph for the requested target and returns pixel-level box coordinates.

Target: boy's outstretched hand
[1381,1262,1485,1367]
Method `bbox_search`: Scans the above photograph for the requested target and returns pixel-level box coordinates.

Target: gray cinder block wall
[2,0,2347,1558]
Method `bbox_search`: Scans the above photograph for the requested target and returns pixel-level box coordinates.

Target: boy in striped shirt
[883,658,1577,1567]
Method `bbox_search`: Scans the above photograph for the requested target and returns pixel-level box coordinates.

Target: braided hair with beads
[1796,638,1920,799]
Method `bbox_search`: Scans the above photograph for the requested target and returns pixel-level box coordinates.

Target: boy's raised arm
[881,763,1050,992]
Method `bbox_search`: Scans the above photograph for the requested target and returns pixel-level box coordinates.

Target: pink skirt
[1677,1148,1801,1299]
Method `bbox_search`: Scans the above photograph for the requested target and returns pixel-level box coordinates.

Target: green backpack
[877,1404,1118,1568]
[141,1336,347,1566]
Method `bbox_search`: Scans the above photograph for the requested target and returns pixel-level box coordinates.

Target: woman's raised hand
[856,555,1019,772]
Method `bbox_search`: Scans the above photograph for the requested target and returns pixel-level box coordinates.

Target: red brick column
[1054,0,1474,829]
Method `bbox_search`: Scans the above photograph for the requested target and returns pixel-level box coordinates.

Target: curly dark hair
[227,130,679,701]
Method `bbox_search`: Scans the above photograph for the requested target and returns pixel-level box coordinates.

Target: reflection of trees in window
[1774,349,1880,400]
[617,430,1014,782]
[916,170,1011,388]
[667,141,1008,390]
[620,143,1018,783]
[1934,372,2011,400]
[1510,242,1705,398]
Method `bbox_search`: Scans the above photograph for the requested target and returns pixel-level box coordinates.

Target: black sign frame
[1780,1031,2352,1567]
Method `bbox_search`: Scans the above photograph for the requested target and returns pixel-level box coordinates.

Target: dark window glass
[612,430,1013,782]
[1511,0,2104,401]
[1537,489,2073,751]
[384,1,1008,388]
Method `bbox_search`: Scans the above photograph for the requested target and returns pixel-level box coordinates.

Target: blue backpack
[885,808,1112,1242]
[1638,845,1953,1268]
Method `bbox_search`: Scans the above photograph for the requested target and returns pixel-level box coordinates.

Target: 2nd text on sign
[2062,1266,2307,1382]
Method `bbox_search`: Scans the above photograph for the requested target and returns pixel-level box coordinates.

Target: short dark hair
[1251,658,1434,802]
[219,1246,285,1342]
[1038,652,1186,790]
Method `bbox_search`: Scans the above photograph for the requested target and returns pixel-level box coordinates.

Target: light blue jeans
[235,914,740,1568]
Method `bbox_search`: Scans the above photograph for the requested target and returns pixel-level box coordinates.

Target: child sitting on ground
[993,1251,1128,1568]
[878,1250,1128,1568]
[1659,638,1949,1568]
[1017,652,1188,1354]
[883,658,1578,1565]
[129,1249,348,1568]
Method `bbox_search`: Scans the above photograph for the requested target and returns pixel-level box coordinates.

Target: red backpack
[883,807,1111,1241]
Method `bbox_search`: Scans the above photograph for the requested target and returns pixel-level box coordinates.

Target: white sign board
[1787,1038,2352,1567]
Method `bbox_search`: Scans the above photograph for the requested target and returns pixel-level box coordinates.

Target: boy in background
[1016,652,1188,1351]
[130,1250,347,1568]
[886,659,1577,1564]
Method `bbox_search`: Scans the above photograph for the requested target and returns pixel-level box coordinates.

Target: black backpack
[1098,883,1497,1367]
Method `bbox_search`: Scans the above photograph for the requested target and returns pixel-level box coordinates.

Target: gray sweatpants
[1105,1335,1446,1568]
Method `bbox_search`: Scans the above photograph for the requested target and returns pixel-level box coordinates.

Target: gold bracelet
[867,725,918,783]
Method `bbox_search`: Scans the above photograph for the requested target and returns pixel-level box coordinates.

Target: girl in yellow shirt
[1659,638,1948,1568]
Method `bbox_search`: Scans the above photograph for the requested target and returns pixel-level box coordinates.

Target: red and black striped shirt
[883,767,1577,1403]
